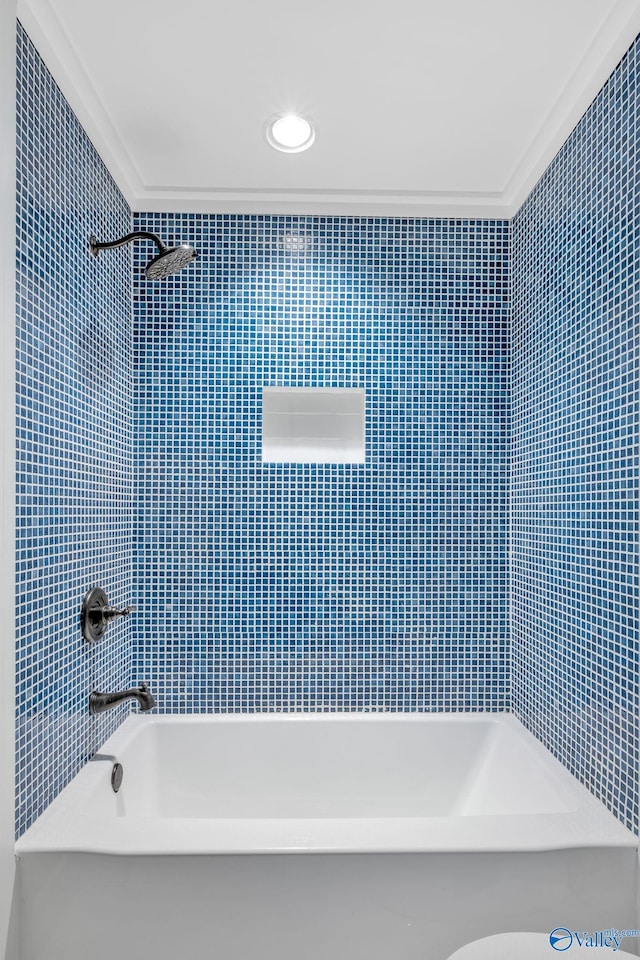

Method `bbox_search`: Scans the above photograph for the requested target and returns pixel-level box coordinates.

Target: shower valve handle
[81,588,137,643]
[102,604,136,622]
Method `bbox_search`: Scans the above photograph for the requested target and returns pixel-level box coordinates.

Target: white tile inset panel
[262,388,365,464]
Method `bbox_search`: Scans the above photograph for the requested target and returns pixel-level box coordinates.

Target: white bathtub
[16,713,639,960]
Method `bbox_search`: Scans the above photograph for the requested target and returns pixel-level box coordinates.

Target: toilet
[446,932,638,959]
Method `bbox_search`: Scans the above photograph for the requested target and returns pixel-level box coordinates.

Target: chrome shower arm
[89,230,166,257]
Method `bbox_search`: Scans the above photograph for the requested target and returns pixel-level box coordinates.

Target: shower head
[89,231,197,279]
[144,243,198,280]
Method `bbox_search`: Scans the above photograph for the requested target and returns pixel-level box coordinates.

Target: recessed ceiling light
[266,114,316,153]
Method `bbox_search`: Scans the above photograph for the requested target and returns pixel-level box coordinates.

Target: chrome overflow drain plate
[111,762,124,793]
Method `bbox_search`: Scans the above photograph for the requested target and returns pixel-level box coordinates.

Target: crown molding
[131,189,509,219]
[503,0,640,217]
[16,0,142,207]
[17,0,640,219]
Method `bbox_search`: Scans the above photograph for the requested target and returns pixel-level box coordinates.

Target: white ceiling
[17,0,640,216]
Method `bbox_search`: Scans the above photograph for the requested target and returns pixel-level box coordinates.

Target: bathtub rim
[15,711,638,857]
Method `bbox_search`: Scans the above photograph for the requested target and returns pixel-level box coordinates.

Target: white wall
[0,1,17,957]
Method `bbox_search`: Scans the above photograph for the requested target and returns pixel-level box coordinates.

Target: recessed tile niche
[262,387,365,464]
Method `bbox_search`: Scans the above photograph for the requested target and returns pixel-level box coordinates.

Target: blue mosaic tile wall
[17,17,637,840]
[512,37,640,834]
[15,23,133,836]
[132,215,510,713]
